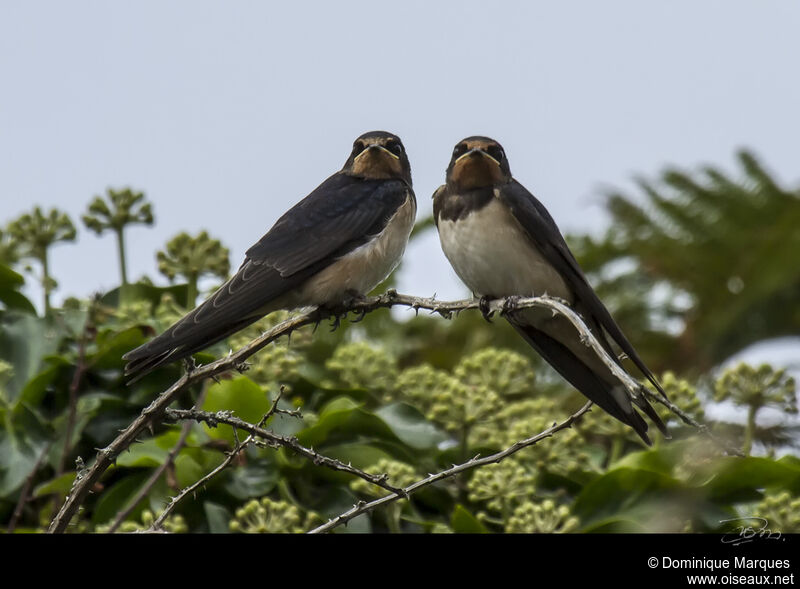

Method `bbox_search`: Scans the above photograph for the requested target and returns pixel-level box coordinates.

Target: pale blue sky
[2,1,799,307]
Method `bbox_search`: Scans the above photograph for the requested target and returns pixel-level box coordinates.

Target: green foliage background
[1,151,798,533]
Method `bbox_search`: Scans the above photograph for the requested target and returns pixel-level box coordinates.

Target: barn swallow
[432,136,668,444]
[123,131,416,381]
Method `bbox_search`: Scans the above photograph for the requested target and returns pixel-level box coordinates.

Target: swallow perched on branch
[123,131,416,382]
[432,136,668,444]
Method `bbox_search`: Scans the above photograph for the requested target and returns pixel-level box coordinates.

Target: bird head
[342,131,412,185]
[446,136,511,191]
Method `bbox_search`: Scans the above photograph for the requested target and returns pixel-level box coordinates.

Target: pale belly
[437,197,572,301]
[288,194,416,306]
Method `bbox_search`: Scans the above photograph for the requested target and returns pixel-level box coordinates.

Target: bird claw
[329,313,343,332]
[350,308,368,323]
[501,295,521,315]
[343,289,369,323]
[182,357,198,374]
[479,296,494,323]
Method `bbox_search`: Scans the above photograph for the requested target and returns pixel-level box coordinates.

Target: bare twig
[147,425,252,532]
[161,408,407,498]
[145,387,299,531]
[308,401,594,534]
[107,420,194,533]
[106,387,210,533]
[7,445,50,533]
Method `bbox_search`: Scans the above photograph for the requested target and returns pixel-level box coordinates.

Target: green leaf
[0,265,36,314]
[579,516,650,533]
[778,455,800,470]
[115,430,181,468]
[0,264,25,288]
[295,396,362,447]
[0,311,51,401]
[0,290,36,315]
[91,470,152,526]
[573,466,682,526]
[90,327,148,371]
[17,355,71,410]
[174,452,205,488]
[33,471,77,497]
[310,486,372,534]
[204,501,232,534]
[101,281,189,309]
[223,456,280,500]
[375,403,448,450]
[0,404,50,496]
[201,376,271,442]
[702,457,800,503]
[613,445,679,475]
[451,504,488,533]
[317,442,395,471]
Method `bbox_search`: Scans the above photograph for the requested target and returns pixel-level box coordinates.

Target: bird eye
[353,141,367,155]
[453,144,468,158]
[386,140,403,155]
[486,145,505,162]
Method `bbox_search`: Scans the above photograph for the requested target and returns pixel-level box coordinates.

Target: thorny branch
[308,401,594,534]
[146,387,404,531]
[161,408,407,495]
[106,387,210,533]
[145,387,291,531]
[48,290,717,534]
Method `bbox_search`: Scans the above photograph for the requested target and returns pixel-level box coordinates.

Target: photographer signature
[720,517,783,546]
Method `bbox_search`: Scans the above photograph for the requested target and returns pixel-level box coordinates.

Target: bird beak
[356,143,400,161]
[455,147,500,167]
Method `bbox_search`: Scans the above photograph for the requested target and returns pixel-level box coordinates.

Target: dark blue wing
[498,180,666,399]
[246,174,411,276]
[123,172,411,380]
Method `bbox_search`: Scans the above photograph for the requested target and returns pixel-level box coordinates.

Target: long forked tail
[122,313,256,384]
[509,320,668,445]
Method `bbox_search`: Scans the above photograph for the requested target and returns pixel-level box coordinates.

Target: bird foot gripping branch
[478,295,495,323]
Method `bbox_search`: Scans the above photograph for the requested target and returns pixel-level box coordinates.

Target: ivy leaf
[201,376,271,442]
[451,504,488,533]
[375,403,448,450]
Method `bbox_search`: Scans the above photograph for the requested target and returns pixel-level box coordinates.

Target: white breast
[292,193,416,306]
[437,196,572,302]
